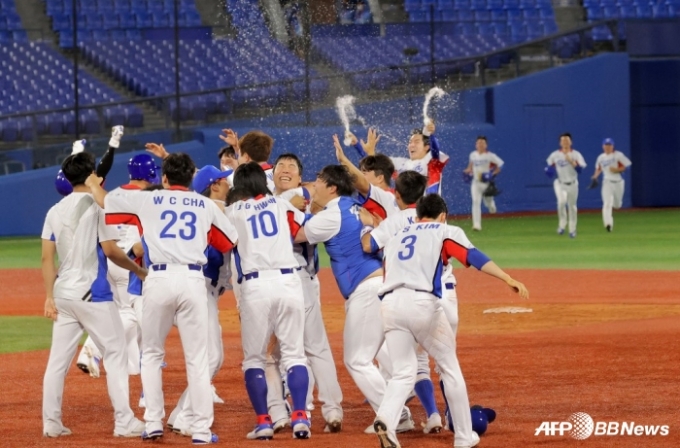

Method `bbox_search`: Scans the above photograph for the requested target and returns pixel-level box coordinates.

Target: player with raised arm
[227,162,312,441]
[333,134,399,219]
[363,122,449,195]
[373,194,528,448]
[463,136,504,232]
[219,129,276,191]
[92,153,238,445]
[545,133,587,238]
[294,165,415,434]
[590,138,632,232]
[167,165,232,436]
[41,152,147,439]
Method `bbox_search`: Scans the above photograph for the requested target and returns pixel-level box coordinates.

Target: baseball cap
[192,165,230,193]
[602,138,615,146]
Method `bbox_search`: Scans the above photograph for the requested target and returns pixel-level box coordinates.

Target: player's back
[46,193,112,301]
[380,222,472,298]
[108,185,142,252]
[276,187,317,277]
[228,194,301,278]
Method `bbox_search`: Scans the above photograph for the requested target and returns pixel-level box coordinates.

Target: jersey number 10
[246,210,279,239]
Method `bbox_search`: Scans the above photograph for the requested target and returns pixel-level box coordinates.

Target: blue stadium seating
[585,0,680,40]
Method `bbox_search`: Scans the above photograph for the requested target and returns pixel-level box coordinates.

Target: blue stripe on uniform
[91,241,113,302]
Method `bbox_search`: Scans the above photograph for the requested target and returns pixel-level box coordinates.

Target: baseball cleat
[606,225,612,232]
[422,413,443,434]
[246,422,274,440]
[114,418,145,437]
[374,418,401,448]
[78,346,100,378]
[569,232,577,238]
[324,418,342,433]
[396,406,415,433]
[273,417,291,433]
[211,384,224,404]
[489,204,497,214]
[172,426,191,437]
[141,429,163,441]
[192,433,218,445]
[292,411,311,439]
[557,228,565,235]
[43,427,72,438]
[472,227,481,232]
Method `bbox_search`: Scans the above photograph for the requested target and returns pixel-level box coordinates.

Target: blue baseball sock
[244,368,268,416]
[286,365,309,413]
[415,378,439,417]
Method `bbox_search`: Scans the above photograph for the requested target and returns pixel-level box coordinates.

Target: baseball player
[294,164,414,434]
[226,162,311,440]
[546,133,587,238]
[94,153,238,444]
[363,122,449,195]
[463,136,504,231]
[373,194,528,448]
[167,165,232,435]
[41,151,147,438]
[270,153,344,433]
[591,138,632,232]
[334,135,399,220]
[220,129,276,191]
[218,144,239,172]
[360,171,444,434]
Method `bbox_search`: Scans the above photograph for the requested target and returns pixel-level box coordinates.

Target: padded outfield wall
[0,53,635,236]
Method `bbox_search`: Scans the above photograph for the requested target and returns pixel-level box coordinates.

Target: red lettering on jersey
[208,225,235,253]
[441,238,470,267]
[362,198,387,220]
[106,213,143,236]
[287,210,302,237]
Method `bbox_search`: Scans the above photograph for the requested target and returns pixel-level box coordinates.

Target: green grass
[0,316,54,353]
[3,209,679,271]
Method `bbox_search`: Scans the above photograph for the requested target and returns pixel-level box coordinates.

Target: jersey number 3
[247,210,278,239]
[398,235,417,260]
[160,210,197,240]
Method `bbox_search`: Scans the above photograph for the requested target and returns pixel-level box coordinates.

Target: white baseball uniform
[303,196,386,413]
[227,194,308,373]
[390,135,449,195]
[377,222,478,447]
[41,192,138,436]
[357,185,399,220]
[595,151,631,229]
[469,150,504,230]
[105,187,237,442]
[546,150,587,233]
[227,163,275,192]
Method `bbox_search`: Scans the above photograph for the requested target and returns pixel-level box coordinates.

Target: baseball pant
[378,289,475,447]
[471,180,496,230]
[168,281,225,431]
[344,276,386,413]
[601,179,624,228]
[43,299,135,435]
[553,179,579,233]
[140,265,213,441]
[108,261,140,375]
[238,270,307,372]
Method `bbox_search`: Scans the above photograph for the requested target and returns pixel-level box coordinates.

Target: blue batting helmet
[128,154,158,182]
[55,170,73,196]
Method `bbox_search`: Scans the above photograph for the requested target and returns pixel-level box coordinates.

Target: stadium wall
[0,53,633,236]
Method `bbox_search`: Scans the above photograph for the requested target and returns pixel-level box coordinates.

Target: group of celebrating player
[51,120,642,447]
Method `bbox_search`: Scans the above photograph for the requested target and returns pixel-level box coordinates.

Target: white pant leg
[601,181,614,227]
[566,182,579,233]
[554,180,568,230]
[613,180,625,209]
[343,277,386,413]
[300,273,343,420]
[43,301,85,433]
[271,274,307,371]
[470,181,485,230]
[205,283,224,377]
[375,342,392,381]
[265,348,289,423]
[415,345,431,382]
[439,283,459,335]
[75,300,135,433]
[108,261,140,375]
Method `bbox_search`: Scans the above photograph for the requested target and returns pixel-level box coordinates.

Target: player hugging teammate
[40,123,529,447]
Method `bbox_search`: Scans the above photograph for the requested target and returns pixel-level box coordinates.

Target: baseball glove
[483,181,502,197]
[587,178,599,189]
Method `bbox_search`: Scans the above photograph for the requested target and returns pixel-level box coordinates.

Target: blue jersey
[303,196,382,298]
[203,245,232,293]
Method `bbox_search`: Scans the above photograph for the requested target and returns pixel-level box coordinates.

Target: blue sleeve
[467,248,491,270]
[369,236,380,254]
[354,141,367,158]
[574,165,583,174]
[430,134,441,160]
[302,187,311,201]
[304,213,314,224]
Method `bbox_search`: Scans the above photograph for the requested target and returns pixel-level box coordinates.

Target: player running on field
[294,165,415,434]
[463,136,504,232]
[42,152,147,439]
[373,194,528,448]
[92,153,238,445]
[227,162,312,441]
[545,133,587,238]
[590,138,632,232]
